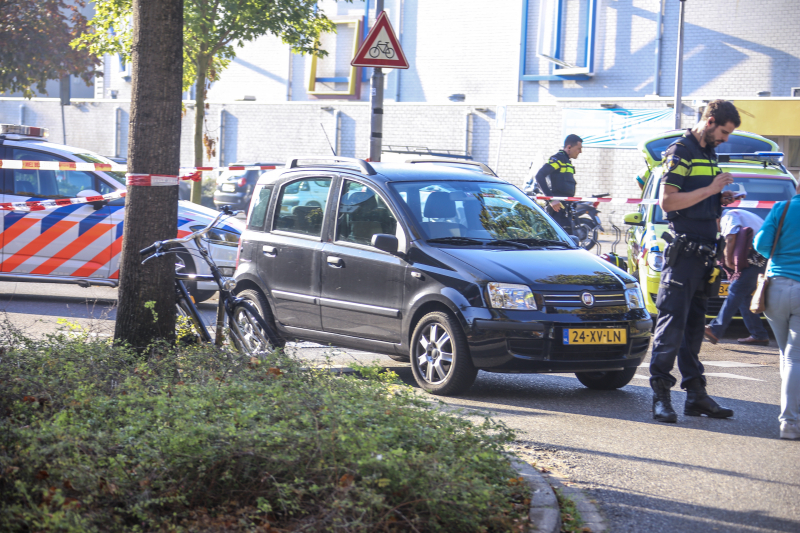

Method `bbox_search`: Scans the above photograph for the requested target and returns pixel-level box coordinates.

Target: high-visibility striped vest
[542,150,576,196]
[662,131,722,221]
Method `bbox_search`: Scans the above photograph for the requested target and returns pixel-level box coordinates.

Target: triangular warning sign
[351,11,409,69]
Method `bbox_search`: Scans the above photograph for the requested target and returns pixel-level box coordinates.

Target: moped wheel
[229,301,280,358]
[573,217,599,250]
[410,311,477,396]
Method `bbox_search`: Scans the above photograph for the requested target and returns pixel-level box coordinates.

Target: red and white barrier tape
[0,191,126,212]
[186,165,278,172]
[0,160,276,174]
[127,174,188,186]
[532,196,778,209]
[0,160,126,171]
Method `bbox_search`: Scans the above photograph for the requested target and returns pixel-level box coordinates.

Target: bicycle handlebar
[139,206,239,259]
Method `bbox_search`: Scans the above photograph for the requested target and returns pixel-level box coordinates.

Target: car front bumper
[461,307,652,373]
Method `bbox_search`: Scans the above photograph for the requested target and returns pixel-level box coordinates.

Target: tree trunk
[190,51,208,205]
[114,0,183,348]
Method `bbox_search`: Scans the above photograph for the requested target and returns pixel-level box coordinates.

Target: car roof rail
[404,157,498,176]
[286,156,377,175]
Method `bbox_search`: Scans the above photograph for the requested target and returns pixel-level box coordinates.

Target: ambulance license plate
[563,328,627,345]
[718,282,729,297]
[221,183,236,192]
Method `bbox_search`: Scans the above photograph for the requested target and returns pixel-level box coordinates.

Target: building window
[306,17,362,98]
[519,0,596,81]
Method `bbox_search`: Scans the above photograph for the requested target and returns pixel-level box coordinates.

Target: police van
[0,124,243,302]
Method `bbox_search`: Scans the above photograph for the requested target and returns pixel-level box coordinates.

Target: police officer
[534,134,582,229]
[650,100,739,423]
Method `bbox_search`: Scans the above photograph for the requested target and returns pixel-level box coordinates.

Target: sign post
[351,6,409,162]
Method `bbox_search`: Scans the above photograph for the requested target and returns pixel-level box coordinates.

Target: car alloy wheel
[410,311,477,395]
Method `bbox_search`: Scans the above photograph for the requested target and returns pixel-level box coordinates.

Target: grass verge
[0,322,530,532]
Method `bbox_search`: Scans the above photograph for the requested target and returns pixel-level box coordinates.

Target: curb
[512,459,560,533]
[540,471,608,533]
[513,459,608,533]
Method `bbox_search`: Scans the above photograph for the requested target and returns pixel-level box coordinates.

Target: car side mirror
[371,233,399,254]
[77,189,107,210]
[570,235,581,247]
[623,212,644,226]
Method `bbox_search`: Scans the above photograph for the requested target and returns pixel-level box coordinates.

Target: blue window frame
[519,0,597,81]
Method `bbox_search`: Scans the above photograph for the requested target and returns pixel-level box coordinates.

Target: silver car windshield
[389,181,570,243]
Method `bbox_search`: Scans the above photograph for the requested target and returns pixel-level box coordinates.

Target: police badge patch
[665,154,682,172]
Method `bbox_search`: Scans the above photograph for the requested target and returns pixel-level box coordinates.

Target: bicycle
[369,41,395,58]
[140,205,280,357]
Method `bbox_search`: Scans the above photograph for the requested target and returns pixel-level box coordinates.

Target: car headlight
[625,285,645,310]
[646,251,664,272]
[487,282,537,310]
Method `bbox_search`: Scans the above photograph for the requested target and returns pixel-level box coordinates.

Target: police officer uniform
[534,149,576,228]
[649,129,733,421]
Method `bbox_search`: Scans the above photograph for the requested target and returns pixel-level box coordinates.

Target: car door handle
[263,245,277,257]
[327,256,343,268]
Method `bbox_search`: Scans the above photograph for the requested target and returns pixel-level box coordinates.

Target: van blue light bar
[717,152,784,165]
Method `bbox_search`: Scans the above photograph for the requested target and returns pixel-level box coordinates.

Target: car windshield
[389,180,571,245]
[644,134,775,162]
[653,176,796,223]
[74,153,126,185]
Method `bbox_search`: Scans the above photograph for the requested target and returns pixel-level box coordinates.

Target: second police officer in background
[650,100,740,423]
[534,134,583,229]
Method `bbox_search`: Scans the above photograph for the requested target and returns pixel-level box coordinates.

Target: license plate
[718,282,729,297]
[221,183,236,192]
[563,328,627,345]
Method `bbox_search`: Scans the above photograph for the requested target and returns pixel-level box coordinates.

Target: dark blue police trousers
[650,252,715,389]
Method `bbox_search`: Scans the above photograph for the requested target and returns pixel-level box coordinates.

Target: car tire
[410,311,477,396]
[574,366,638,390]
[236,288,286,347]
[176,248,215,304]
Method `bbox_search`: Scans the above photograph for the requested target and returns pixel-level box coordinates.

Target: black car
[213,163,280,211]
[234,157,651,396]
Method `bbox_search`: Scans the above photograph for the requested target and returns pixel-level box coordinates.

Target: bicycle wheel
[369,46,380,58]
[228,301,280,358]
[385,47,395,59]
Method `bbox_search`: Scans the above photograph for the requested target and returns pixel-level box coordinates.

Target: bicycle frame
[141,208,252,346]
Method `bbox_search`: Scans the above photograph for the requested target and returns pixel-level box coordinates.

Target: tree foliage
[75,0,338,94]
[75,0,344,202]
[0,0,100,97]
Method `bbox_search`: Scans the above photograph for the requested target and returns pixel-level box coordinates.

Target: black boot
[651,379,678,423]
[684,378,734,418]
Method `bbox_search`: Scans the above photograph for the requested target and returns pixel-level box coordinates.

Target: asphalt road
[1,280,797,533]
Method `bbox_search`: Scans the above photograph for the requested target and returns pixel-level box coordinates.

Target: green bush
[0,324,529,532]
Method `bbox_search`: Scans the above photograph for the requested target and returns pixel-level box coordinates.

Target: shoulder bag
[750,201,792,313]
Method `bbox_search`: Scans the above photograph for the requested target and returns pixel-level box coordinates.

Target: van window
[336,181,398,246]
[248,185,272,231]
[10,148,103,199]
[274,177,331,237]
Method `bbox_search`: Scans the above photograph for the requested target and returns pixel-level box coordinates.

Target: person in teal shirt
[754,181,800,440]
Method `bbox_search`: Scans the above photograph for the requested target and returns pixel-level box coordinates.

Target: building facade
[2,0,798,225]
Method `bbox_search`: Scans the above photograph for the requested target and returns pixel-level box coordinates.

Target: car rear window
[645,134,775,161]
[653,177,796,223]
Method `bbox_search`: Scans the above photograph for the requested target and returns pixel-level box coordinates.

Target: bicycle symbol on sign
[369,41,395,59]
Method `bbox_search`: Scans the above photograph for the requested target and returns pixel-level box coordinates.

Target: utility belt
[661,232,724,298]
